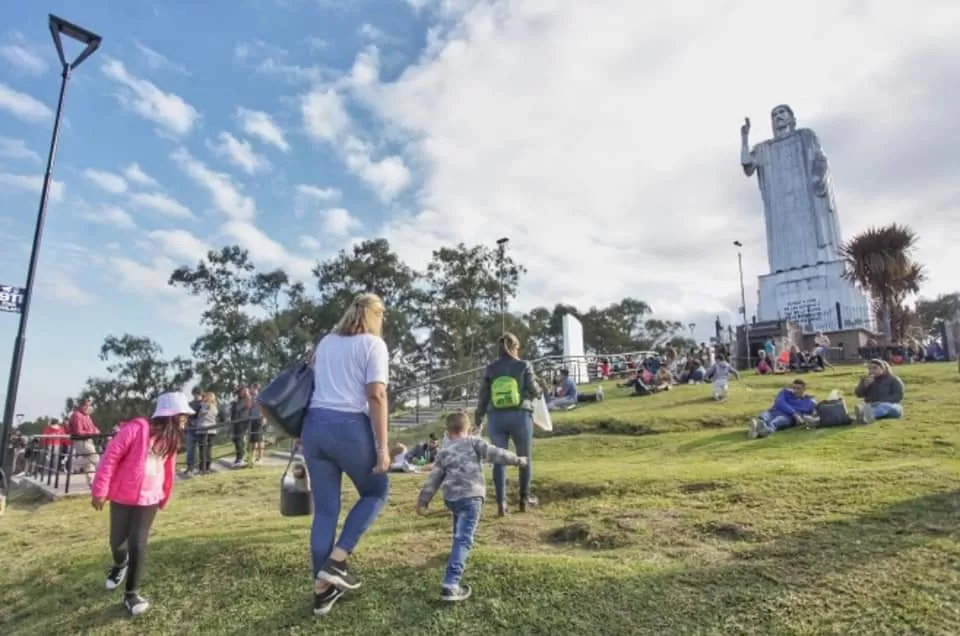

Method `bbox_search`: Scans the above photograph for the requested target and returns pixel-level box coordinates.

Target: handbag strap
[280,442,300,483]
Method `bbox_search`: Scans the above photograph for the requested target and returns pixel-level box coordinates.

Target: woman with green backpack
[474,332,542,517]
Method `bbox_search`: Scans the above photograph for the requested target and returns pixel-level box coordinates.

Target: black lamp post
[0,15,101,487]
[733,240,750,369]
[496,237,509,334]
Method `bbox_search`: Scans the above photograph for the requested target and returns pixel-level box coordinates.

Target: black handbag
[816,399,852,428]
[257,363,314,438]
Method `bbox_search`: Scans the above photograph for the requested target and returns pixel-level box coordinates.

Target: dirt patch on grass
[680,481,731,495]
[696,521,755,542]
[532,481,610,504]
[543,520,634,550]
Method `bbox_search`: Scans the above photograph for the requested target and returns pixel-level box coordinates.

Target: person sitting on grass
[547,368,578,411]
[678,356,706,384]
[748,378,818,439]
[852,359,905,424]
[416,411,528,603]
[705,354,740,400]
[755,350,773,375]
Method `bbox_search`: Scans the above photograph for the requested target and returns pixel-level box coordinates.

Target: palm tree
[840,223,926,342]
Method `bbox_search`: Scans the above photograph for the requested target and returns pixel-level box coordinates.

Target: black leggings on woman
[110,503,158,593]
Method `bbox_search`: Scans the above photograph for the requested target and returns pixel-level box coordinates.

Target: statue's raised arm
[740,117,756,177]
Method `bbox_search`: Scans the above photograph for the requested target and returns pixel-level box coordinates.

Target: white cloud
[349,45,380,88]
[41,271,93,306]
[220,220,314,280]
[295,184,341,202]
[210,132,270,175]
[0,43,48,75]
[322,207,361,237]
[123,162,159,188]
[237,107,290,152]
[83,169,128,194]
[0,173,64,202]
[108,255,203,327]
[0,137,40,162]
[365,0,960,326]
[134,41,190,75]
[82,205,137,230]
[0,83,52,123]
[302,89,351,142]
[342,136,411,202]
[301,87,411,201]
[171,148,255,221]
[299,235,322,251]
[128,191,194,219]
[101,58,200,136]
[149,229,210,262]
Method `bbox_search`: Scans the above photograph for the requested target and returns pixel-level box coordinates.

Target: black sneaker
[316,559,361,591]
[313,585,344,616]
[519,496,538,513]
[439,584,472,602]
[124,592,150,616]
[105,564,128,590]
[497,503,508,517]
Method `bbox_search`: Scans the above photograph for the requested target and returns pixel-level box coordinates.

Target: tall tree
[169,246,274,393]
[841,223,926,342]
[314,239,423,388]
[421,243,524,375]
[75,334,194,428]
[916,292,960,338]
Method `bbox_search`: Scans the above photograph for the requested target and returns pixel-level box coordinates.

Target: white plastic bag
[532,396,553,432]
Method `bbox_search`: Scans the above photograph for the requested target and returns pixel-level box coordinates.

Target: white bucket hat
[152,392,196,418]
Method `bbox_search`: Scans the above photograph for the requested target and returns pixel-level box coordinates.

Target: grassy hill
[3,364,959,635]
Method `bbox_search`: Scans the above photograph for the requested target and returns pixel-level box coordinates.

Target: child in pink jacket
[91,392,194,616]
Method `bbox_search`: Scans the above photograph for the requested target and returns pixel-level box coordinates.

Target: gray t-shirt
[417,437,523,506]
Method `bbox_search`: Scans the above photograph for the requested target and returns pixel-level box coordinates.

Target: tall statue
[741,105,843,273]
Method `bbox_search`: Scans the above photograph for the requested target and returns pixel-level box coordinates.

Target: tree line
[47,239,698,429]
[16,224,954,433]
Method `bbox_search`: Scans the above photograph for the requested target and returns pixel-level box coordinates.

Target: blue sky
[1,1,957,419]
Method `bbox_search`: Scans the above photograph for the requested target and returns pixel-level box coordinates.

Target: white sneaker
[124,592,150,616]
[105,564,127,590]
[747,418,760,439]
[860,403,875,424]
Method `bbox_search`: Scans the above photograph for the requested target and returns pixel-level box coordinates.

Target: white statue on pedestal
[741,105,843,273]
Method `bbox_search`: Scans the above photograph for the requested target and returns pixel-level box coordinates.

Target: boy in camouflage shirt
[416,411,528,602]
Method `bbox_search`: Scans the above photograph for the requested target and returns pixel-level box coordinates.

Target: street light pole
[0,15,101,489]
[496,237,509,334]
[733,240,750,370]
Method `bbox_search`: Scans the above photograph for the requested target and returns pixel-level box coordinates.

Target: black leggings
[199,433,215,472]
[110,503,158,593]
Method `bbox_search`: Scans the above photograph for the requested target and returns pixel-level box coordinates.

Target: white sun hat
[152,392,196,418]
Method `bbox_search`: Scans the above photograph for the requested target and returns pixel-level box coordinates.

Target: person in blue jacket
[748,378,818,439]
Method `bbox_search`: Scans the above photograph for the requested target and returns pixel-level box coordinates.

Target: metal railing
[9,409,294,494]
[389,352,660,428]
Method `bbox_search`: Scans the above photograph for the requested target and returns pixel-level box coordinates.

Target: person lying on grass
[748,378,818,439]
[416,411,528,602]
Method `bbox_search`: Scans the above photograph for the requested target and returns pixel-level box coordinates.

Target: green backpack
[490,375,522,409]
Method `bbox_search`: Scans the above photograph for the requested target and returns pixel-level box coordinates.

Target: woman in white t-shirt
[304,293,392,617]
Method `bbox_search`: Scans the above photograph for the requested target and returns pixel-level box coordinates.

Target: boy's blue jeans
[443,497,483,588]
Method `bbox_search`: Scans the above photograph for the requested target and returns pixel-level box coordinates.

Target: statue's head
[770,104,796,138]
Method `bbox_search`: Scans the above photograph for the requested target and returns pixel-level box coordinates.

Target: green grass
[3,364,960,635]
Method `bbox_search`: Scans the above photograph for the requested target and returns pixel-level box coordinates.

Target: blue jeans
[487,409,533,504]
[868,402,903,420]
[184,428,196,470]
[443,497,482,588]
[759,411,794,434]
[301,407,390,577]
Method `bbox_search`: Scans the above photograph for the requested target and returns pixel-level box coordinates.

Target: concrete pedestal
[758,260,873,334]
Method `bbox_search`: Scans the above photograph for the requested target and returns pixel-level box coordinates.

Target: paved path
[12,452,293,500]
